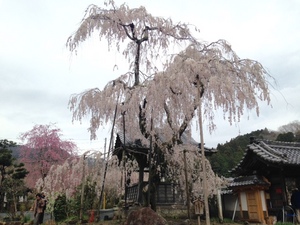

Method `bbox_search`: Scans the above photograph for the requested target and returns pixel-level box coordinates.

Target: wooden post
[99,97,119,220]
[183,149,191,219]
[197,80,210,225]
[103,192,106,209]
[80,152,89,223]
[147,116,153,207]
[217,189,223,222]
[122,111,128,211]
[103,139,107,210]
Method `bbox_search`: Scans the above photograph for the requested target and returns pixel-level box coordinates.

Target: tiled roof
[116,130,149,149]
[249,140,300,165]
[221,189,233,195]
[115,131,217,154]
[229,175,270,188]
[231,139,300,176]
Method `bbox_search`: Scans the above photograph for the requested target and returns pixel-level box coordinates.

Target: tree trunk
[13,193,17,219]
[150,182,157,211]
[183,150,191,219]
[137,164,145,204]
[134,43,141,86]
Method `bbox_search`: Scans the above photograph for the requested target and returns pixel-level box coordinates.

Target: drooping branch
[162,96,198,147]
[67,2,200,88]
[163,102,174,131]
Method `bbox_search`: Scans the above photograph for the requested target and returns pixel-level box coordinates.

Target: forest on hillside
[208,121,300,177]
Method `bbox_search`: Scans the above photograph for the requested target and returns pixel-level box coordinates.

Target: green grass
[275,222,295,225]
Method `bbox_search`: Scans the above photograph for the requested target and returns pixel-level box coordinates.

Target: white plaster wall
[261,190,267,211]
[240,192,248,210]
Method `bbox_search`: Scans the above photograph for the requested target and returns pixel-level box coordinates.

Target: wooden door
[246,191,260,221]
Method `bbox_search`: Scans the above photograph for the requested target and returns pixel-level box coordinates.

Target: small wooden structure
[229,175,270,223]
[193,198,204,215]
[229,138,300,223]
[193,198,204,225]
[113,131,217,206]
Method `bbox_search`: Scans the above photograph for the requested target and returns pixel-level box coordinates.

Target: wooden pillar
[183,150,191,219]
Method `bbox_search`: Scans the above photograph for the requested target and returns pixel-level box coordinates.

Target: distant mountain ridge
[9,145,22,159]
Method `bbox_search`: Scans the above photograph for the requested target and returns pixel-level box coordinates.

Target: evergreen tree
[0,139,28,214]
[0,139,15,211]
[3,162,28,217]
[276,132,295,142]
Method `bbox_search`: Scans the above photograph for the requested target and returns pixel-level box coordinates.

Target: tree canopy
[67,1,198,86]
[68,1,273,142]
[19,124,77,189]
[276,132,296,142]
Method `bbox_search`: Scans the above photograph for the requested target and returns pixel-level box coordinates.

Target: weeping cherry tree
[20,124,77,189]
[67,0,274,218]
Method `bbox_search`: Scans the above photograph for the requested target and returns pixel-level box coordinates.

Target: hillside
[207,128,278,177]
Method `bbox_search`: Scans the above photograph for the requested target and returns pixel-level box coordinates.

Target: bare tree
[278,120,300,134]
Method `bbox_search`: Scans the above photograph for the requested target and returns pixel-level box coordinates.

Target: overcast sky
[0,0,299,152]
